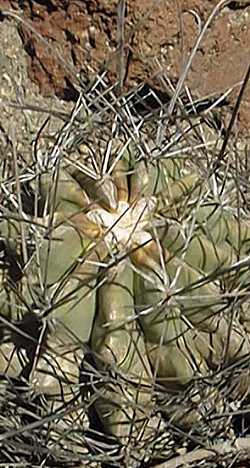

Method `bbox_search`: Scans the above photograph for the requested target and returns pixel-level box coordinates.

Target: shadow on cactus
[1,81,250,467]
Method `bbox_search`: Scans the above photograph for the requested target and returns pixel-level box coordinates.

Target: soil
[0,0,250,136]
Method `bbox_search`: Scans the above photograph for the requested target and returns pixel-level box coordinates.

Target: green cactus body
[160,222,235,273]
[90,262,160,447]
[195,205,250,252]
[39,169,90,214]
[2,130,250,463]
[134,269,208,388]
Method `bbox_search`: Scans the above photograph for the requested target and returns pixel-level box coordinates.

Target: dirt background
[0,0,250,136]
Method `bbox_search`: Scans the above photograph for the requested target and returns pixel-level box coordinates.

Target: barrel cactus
[1,80,250,467]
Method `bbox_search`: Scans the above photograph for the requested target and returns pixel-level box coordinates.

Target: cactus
[1,30,250,468]
[1,108,250,466]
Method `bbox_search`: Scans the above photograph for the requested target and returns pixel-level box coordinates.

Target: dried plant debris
[0,3,250,468]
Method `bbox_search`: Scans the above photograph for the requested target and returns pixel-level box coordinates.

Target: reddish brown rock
[1,0,250,134]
